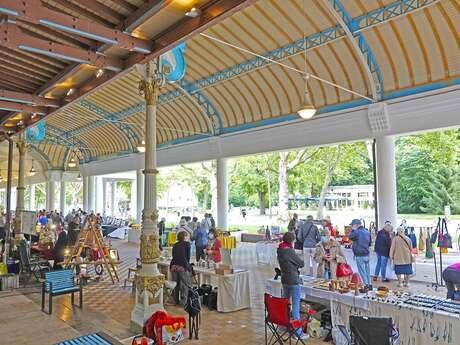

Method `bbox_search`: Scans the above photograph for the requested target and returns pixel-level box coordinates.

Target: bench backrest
[44,270,75,292]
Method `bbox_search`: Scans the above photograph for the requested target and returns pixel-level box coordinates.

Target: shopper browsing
[373,224,393,282]
[170,231,192,305]
[442,263,460,299]
[297,215,321,276]
[206,229,222,263]
[192,220,208,261]
[390,226,414,288]
[349,219,372,288]
[277,232,308,340]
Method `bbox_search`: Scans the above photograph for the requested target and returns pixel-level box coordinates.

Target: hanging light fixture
[68,156,77,168]
[136,139,146,153]
[29,160,36,176]
[297,0,316,120]
[76,172,82,181]
[95,68,104,78]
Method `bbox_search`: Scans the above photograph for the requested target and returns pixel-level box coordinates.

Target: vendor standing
[349,219,372,288]
[277,231,308,340]
[206,228,222,263]
[442,263,460,299]
[314,228,345,280]
[373,224,392,282]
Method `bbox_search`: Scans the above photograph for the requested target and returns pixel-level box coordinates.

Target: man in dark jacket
[297,215,320,276]
[277,232,308,340]
[349,219,372,287]
[373,224,392,282]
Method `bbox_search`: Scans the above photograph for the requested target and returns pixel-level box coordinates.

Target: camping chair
[350,316,394,345]
[18,241,50,283]
[264,293,308,345]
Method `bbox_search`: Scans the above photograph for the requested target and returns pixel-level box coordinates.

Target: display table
[266,279,460,344]
[256,241,302,266]
[158,259,251,313]
[127,228,140,244]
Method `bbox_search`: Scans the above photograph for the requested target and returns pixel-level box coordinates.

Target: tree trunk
[278,152,289,221]
[258,191,266,215]
[203,188,209,210]
[210,163,217,215]
[317,148,341,220]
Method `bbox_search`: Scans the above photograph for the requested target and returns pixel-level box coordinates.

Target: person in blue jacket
[192,220,208,261]
[373,223,393,282]
[348,219,372,288]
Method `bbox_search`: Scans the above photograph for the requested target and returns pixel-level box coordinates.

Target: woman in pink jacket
[442,263,460,299]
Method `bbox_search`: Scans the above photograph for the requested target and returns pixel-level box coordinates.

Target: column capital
[17,141,26,155]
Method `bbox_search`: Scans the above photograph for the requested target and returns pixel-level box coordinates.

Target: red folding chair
[264,293,308,345]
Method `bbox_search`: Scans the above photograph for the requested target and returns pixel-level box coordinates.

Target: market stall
[266,278,460,344]
[158,259,251,313]
[256,241,302,266]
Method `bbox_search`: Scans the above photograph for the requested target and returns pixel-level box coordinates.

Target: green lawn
[399,213,460,220]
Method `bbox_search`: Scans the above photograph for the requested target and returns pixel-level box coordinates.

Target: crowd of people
[169,213,222,305]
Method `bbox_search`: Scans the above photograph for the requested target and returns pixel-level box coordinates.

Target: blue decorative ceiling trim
[45,0,438,162]
[66,100,139,152]
[28,143,52,167]
[329,0,384,100]
[45,124,93,163]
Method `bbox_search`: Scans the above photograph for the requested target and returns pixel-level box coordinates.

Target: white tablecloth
[159,260,251,313]
[343,248,400,280]
[256,241,302,266]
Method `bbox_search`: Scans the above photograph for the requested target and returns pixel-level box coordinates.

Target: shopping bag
[439,233,453,248]
[336,263,353,278]
[0,263,8,275]
[162,325,185,344]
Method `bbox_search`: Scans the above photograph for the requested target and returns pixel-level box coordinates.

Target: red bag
[336,263,353,278]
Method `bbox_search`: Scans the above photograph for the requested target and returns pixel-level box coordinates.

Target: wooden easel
[63,215,120,284]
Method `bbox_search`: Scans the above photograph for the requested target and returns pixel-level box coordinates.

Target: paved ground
[0,240,450,344]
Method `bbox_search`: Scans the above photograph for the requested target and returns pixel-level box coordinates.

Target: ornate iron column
[131,60,165,331]
[16,140,26,212]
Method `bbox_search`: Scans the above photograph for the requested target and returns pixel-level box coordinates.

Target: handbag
[439,218,453,248]
[336,263,353,278]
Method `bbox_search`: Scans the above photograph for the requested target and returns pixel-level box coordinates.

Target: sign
[25,121,46,142]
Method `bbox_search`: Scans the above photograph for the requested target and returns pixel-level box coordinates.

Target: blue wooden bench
[41,269,83,314]
[54,332,123,345]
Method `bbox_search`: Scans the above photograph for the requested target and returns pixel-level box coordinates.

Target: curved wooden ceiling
[13,0,460,168]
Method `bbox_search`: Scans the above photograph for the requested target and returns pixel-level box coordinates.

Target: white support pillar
[82,176,88,211]
[102,179,107,215]
[59,181,66,214]
[16,141,26,212]
[136,169,144,223]
[131,61,164,331]
[88,176,95,212]
[110,180,116,216]
[216,158,228,230]
[375,136,398,228]
[28,184,35,211]
[46,181,56,211]
[95,176,103,214]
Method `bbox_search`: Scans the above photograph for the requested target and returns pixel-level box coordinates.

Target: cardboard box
[215,268,233,275]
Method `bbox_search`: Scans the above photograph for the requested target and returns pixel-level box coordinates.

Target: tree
[278,149,318,221]
[316,146,341,219]
[421,166,460,214]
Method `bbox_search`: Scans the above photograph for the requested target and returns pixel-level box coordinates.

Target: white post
[60,181,66,214]
[102,179,107,215]
[136,169,144,223]
[46,181,56,211]
[110,180,116,216]
[82,176,88,211]
[88,176,95,212]
[29,184,35,211]
[131,61,164,331]
[131,178,137,220]
[216,158,228,230]
[375,136,398,228]
[16,141,26,212]
[95,176,103,214]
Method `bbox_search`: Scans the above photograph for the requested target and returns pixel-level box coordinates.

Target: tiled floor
[0,240,447,344]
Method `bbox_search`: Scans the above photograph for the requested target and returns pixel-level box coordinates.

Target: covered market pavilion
[0,0,459,344]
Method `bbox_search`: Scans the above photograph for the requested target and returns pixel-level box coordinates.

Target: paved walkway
[0,240,449,344]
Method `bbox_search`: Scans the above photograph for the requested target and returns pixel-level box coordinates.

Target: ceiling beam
[0,22,123,71]
[45,0,114,27]
[0,0,153,53]
[122,0,172,32]
[71,0,125,24]
[0,90,60,107]
[126,0,259,67]
[0,100,48,115]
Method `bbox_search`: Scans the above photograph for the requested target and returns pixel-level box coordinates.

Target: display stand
[63,215,120,284]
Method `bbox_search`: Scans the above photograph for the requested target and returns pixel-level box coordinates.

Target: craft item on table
[312,279,331,290]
